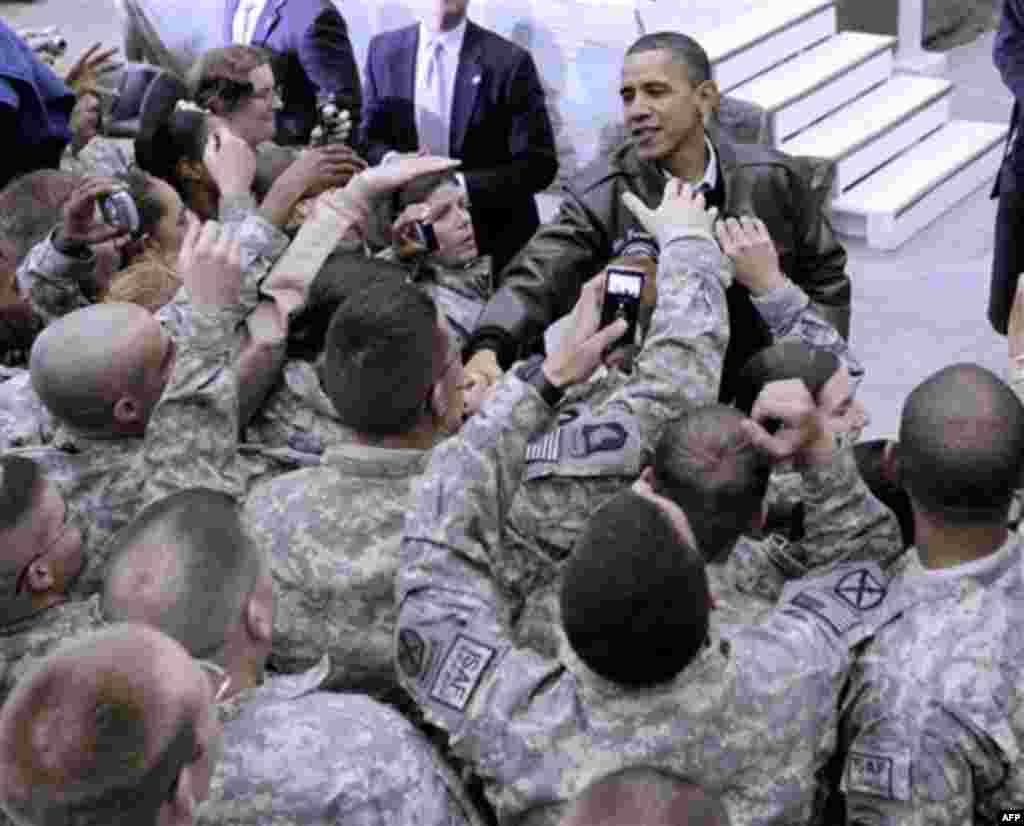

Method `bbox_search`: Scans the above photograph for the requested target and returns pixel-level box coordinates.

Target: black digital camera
[600,265,645,347]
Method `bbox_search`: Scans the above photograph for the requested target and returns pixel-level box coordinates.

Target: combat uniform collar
[879,534,1023,627]
[321,442,431,479]
[217,654,330,725]
[0,594,102,636]
[51,423,142,453]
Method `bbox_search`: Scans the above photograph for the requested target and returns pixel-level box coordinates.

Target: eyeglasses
[14,500,74,596]
[196,658,233,703]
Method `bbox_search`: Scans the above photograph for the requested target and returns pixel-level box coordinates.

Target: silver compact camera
[98,190,141,236]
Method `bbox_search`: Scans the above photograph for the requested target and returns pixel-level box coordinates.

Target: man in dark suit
[990,0,1024,334]
[360,0,558,276]
[224,0,361,146]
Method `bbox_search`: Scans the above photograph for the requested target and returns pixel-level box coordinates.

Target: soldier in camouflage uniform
[0,367,55,449]
[241,185,729,697]
[0,454,101,706]
[101,488,485,826]
[834,364,1024,823]
[394,208,894,824]
[10,219,251,596]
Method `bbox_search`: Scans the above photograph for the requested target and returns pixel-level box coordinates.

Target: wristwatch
[514,355,564,408]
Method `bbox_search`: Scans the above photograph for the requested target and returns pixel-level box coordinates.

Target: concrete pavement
[0,0,1015,439]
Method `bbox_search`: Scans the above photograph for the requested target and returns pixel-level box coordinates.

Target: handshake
[622,180,788,295]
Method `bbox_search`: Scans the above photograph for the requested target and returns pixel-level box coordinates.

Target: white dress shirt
[415,18,467,155]
[233,0,271,44]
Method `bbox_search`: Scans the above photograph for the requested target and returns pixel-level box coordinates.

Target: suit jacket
[223,0,361,145]
[360,20,558,274]
[470,131,851,403]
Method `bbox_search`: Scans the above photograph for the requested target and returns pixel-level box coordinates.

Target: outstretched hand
[64,42,121,94]
[542,272,629,389]
[622,179,718,248]
[345,155,461,205]
[177,216,243,308]
[716,215,786,295]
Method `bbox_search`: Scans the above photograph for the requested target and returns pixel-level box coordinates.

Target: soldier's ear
[24,558,56,594]
[244,571,273,646]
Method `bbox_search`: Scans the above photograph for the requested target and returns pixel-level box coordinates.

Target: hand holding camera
[55,178,135,253]
[310,93,353,146]
[543,271,630,389]
[391,201,443,259]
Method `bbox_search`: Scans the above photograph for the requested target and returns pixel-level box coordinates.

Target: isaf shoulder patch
[843,749,911,802]
[429,634,496,711]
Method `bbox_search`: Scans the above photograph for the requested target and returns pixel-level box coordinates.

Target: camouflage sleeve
[601,236,729,434]
[751,279,864,385]
[133,305,244,506]
[728,445,903,601]
[396,376,586,819]
[720,561,890,824]
[840,700,1008,825]
[16,232,98,325]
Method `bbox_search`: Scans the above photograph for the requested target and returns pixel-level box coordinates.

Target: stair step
[729,31,896,143]
[702,0,837,92]
[831,120,1009,250]
[781,74,953,191]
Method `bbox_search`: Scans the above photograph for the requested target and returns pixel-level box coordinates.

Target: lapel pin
[471,75,482,85]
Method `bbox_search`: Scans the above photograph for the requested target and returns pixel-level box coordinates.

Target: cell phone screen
[601,266,645,347]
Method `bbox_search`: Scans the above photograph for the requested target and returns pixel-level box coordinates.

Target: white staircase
[695,0,1008,250]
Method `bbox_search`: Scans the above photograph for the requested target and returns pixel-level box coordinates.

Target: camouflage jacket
[750,278,863,385]
[0,366,55,449]
[199,658,485,826]
[378,250,494,349]
[837,535,1024,825]
[61,137,135,177]
[0,595,104,706]
[243,442,430,699]
[395,372,891,826]
[10,306,246,597]
[243,359,352,462]
[18,195,288,331]
[500,236,728,597]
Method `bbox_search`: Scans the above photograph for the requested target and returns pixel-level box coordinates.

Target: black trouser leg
[988,188,1024,334]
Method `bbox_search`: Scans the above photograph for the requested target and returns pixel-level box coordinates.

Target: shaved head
[103,489,264,660]
[899,363,1024,524]
[30,303,162,434]
[563,767,727,826]
[0,624,205,826]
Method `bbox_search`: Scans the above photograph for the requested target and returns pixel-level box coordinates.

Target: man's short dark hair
[733,340,840,416]
[396,170,462,212]
[102,488,261,659]
[323,278,442,437]
[287,254,408,362]
[561,490,709,687]
[899,363,1024,525]
[190,45,274,114]
[654,404,771,561]
[0,170,82,264]
[626,32,712,86]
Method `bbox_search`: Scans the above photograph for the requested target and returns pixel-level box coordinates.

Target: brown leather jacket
[472,130,851,398]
